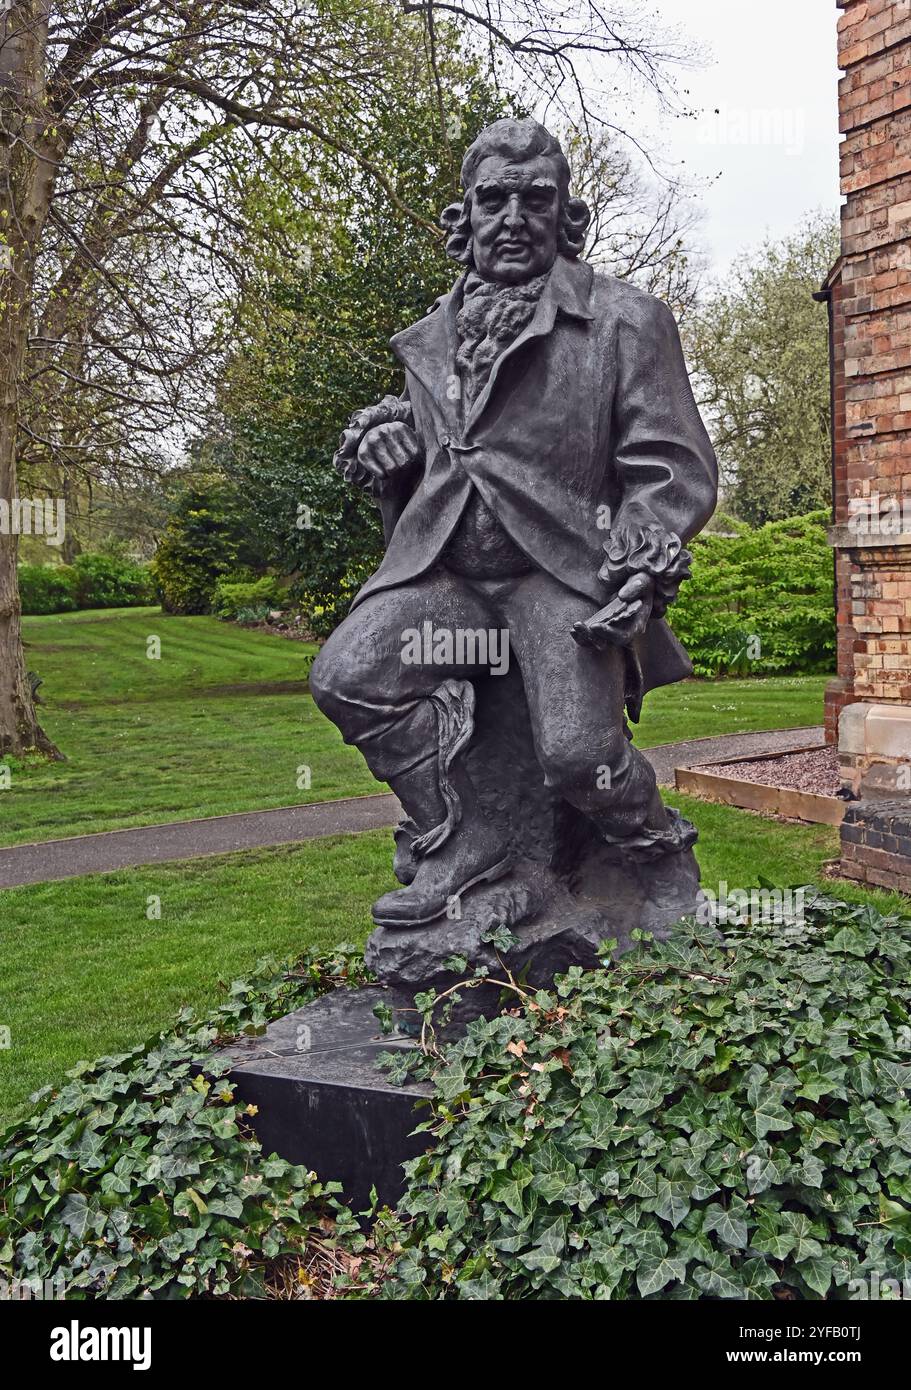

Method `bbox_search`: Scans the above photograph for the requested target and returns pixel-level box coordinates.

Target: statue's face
[468,154,562,284]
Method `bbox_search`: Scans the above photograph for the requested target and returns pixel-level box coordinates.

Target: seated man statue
[310,117,717,934]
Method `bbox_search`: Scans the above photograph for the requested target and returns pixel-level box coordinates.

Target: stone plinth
[215,986,429,1211]
[838,701,911,798]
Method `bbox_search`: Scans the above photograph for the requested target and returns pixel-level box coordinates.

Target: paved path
[643,725,824,788]
[0,795,403,890]
[0,725,823,890]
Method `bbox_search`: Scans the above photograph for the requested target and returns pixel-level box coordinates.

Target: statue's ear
[439,201,464,232]
[440,199,474,265]
[560,196,591,257]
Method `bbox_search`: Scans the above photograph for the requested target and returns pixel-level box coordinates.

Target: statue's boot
[372,680,512,928]
[591,787,697,862]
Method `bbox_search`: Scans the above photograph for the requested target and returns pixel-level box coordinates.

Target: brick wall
[825,0,911,743]
[840,798,911,892]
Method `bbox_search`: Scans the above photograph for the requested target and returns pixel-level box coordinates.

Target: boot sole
[371,854,514,929]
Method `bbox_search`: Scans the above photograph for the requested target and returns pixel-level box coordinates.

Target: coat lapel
[390,276,465,430]
[464,255,595,436]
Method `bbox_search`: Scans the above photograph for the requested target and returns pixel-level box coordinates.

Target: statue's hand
[571,573,655,650]
[356,422,424,496]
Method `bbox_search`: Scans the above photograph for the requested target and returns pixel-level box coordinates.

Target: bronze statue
[310,118,717,992]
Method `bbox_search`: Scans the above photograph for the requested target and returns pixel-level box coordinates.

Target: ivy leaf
[636,1250,688,1297]
[616,1070,670,1116]
[664,1091,708,1133]
[797,1254,834,1296]
[751,1212,796,1261]
[489,1163,533,1218]
[702,1200,749,1249]
[458,1270,503,1299]
[879,1195,911,1229]
[60,1193,99,1241]
[693,1250,745,1300]
[740,1257,777,1299]
[652,1177,691,1229]
[778,1211,825,1262]
[573,1096,617,1151]
[877,1060,911,1096]
[480,924,518,953]
[796,1059,847,1103]
[744,1071,794,1140]
[797,1154,826,1188]
[530,1142,579,1203]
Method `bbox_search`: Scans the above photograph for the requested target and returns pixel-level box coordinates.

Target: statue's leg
[504,571,696,859]
[308,570,512,926]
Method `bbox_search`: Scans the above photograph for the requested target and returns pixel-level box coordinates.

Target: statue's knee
[538,726,627,801]
[308,642,351,721]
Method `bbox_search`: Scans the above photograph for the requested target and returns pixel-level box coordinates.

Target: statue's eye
[525,190,553,212]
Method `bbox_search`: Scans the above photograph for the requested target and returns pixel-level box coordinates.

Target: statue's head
[441,119,590,284]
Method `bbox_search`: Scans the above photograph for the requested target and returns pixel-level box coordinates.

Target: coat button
[440,433,451,447]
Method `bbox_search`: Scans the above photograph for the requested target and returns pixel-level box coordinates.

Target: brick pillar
[828,0,911,722]
[828,1,911,889]
[825,269,854,742]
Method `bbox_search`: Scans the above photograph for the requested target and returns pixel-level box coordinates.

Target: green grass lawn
[1,794,907,1127]
[2,606,827,847]
[2,607,375,846]
[634,674,826,746]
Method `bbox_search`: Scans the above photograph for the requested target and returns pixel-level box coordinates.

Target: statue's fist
[356,422,423,495]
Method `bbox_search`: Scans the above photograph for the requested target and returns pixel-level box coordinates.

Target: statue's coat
[352,253,717,695]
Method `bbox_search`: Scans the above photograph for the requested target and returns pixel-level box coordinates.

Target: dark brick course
[839,798,911,891]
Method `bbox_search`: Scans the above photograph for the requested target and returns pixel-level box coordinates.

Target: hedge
[17,565,79,615]
[668,511,835,677]
[213,576,282,621]
[18,554,152,615]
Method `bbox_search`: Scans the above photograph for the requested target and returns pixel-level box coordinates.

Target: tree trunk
[0,2,62,758]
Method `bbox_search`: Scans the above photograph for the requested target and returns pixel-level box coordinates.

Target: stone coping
[828,525,911,551]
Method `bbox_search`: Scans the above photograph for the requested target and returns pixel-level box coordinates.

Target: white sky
[637,0,842,278]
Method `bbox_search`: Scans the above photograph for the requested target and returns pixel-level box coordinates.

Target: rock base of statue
[365,665,702,1023]
[366,843,701,1025]
[215,985,429,1211]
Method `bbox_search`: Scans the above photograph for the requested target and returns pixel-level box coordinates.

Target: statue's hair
[440,118,591,266]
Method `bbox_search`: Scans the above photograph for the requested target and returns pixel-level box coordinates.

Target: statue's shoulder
[412,296,445,326]
[587,269,671,328]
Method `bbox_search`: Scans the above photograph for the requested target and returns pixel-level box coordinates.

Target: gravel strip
[695,746,840,797]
